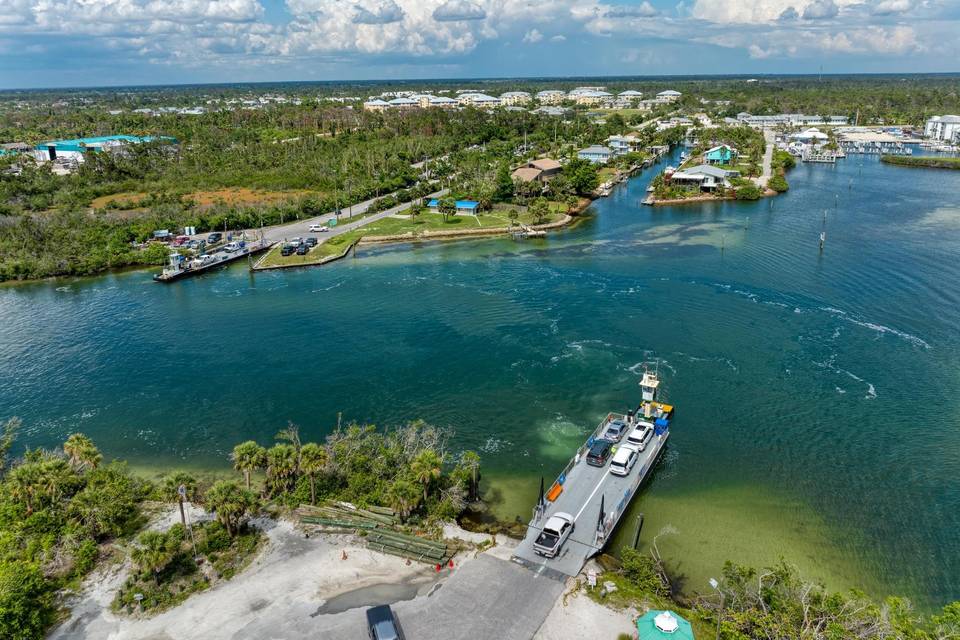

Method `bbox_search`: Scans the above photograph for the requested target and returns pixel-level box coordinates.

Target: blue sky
[0,0,956,89]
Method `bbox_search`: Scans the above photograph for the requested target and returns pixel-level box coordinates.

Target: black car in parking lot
[280,244,294,256]
[366,605,404,640]
[305,236,318,247]
[296,243,309,255]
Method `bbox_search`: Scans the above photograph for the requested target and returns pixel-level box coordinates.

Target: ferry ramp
[511,414,669,580]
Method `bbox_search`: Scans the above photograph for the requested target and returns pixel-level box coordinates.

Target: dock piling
[632,514,645,550]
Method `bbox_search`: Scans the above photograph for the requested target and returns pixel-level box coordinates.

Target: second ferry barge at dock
[512,370,674,579]
[154,237,272,283]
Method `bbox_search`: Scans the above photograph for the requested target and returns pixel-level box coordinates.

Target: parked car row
[280,236,318,257]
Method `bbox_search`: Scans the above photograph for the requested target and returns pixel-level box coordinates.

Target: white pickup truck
[533,512,575,558]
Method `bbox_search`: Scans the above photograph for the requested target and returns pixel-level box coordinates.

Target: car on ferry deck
[609,445,639,476]
[533,512,575,558]
[586,439,613,467]
[625,422,654,451]
[601,419,629,442]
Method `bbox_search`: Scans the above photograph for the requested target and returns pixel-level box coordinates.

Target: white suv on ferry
[609,445,639,477]
[625,422,654,452]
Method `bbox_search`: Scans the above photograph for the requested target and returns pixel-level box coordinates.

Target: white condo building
[925,115,960,142]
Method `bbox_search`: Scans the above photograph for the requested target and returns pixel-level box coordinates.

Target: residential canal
[2,151,959,608]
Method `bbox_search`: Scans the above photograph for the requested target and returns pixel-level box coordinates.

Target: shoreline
[650,187,778,206]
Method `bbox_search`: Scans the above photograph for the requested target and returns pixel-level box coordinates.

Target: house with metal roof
[536,90,566,105]
[704,144,738,165]
[363,99,390,112]
[577,145,614,164]
[458,93,501,108]
[656,90,682,101]
[426,199,480,214]
[499,91,531,106]
[667,164,739,191]
[387,97,418,109]
[618,90,643,99]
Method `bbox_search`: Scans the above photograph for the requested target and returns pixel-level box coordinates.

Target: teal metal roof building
[35,135,176,154]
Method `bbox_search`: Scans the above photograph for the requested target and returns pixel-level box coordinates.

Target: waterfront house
[512,158,562,183]
[667,164,739,192]
[527,158,562,178]
[577,145,614,164]
[704,144,738,165]
[606,134,643,156]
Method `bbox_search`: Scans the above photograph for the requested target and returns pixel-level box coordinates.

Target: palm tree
[231,441,266,491]
[410,449,443,503]
[63,433,102,471]
[206,480,258,537]
[265,444,297,496]
[132,530,176,583]
[163,472,199,527]
[386,479,420,522]
[7,462,43,514]
[438,197,456,222]
[299,443,328,505]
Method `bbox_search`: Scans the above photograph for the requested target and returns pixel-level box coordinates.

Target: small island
[881,155,960,169]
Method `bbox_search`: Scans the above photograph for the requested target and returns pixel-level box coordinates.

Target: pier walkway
[512,410,670,580]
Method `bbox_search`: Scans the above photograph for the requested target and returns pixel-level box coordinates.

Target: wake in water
[701,280,931,350]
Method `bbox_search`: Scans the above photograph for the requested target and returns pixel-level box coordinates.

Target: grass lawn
[257,204,572,268]
[598,167,619,180]
[359,207,566,237]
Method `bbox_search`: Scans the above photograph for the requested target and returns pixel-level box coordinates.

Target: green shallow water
[2,150,959,608]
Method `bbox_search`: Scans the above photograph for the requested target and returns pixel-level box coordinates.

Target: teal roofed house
[34,134,177,162]
[704,144,737,165]
[637,610,695,640]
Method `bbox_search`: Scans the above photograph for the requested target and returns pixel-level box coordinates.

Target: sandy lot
[50,514,440,640]
[49,509,629,640]
[534,585,637,640]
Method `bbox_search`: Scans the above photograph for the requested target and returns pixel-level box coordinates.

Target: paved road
[755,129,775,188]
[233,554,563,640]
[258,187,448,246]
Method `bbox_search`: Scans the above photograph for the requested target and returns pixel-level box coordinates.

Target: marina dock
[512,372,672,579]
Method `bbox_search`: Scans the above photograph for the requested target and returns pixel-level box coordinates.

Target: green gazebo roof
[637,610,695,640]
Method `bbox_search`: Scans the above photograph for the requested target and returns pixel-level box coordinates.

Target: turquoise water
[2,152,959,607]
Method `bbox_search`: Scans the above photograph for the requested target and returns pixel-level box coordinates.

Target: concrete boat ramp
[512,373,673,580]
